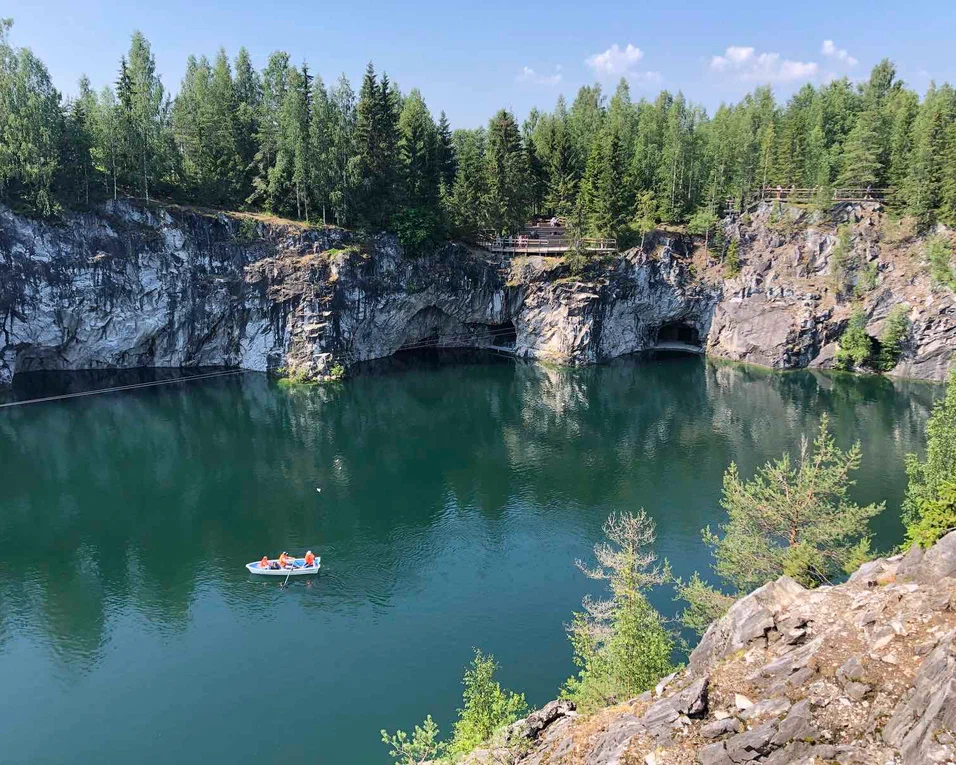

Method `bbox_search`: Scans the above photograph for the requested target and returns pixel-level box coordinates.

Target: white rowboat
[246,557,321,576]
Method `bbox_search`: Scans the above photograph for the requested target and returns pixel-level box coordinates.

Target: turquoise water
[0,354,941,764]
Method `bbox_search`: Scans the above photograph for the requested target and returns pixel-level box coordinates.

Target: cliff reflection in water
[0,355,938,668]
[0,355,943,763]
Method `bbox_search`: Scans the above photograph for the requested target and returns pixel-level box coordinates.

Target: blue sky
[7,0,955,129]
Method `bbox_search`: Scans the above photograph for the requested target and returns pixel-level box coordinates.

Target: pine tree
[58,80,97,207]
[124,32,169,201]
[327,73,357,225]
[435,110,456,191]
[482,109,529,234]
[394,88,440,249]
[248,50,291,210]
[903,84,955,223]
[448,128,486,238]
[233,47,261,204]
[0,19,64,215]
[308,74,333,224]
[838,107,883,188]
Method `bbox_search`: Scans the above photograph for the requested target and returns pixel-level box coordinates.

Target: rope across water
[0,368,247,409]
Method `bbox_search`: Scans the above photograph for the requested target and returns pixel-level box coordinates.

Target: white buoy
[316,488,321,492]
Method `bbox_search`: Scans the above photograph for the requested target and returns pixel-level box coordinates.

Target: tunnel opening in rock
[655,321,701,347]
[489,320,517,349]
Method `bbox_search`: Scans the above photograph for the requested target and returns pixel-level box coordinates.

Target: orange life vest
[259,556,269,568]
[305,552,315,566]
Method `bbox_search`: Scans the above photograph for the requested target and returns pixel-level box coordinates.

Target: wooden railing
[476,236,617,255]
[726,186,893,212]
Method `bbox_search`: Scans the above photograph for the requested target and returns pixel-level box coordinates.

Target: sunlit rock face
[1,199,951,384]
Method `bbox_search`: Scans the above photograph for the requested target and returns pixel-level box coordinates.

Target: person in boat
[278,552,292,569]
[305,551,316,567]
[258,556,270,569]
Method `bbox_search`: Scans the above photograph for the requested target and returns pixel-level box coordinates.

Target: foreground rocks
[467,532,956,764]
[1,199,953,385]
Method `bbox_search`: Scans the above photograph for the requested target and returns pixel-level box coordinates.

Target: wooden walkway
[477,236,617,255]
[477,218,617,255]
[726,186,892,214]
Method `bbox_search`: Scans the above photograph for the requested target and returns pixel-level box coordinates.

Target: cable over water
[0,368,247,409]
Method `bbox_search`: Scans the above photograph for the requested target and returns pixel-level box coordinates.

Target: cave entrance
[655,321,701,347]
[489,320,517,350]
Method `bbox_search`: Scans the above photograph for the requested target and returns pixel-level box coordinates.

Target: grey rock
[583,714,645,765]
[690,577,806,674]
[739,697,791,721]
[884,628,956,764]
[844,681,871,701]
[725,722,778,762]
[523,699,575,740]
[772,700,818,746]
[701,718,744,739]
[697,742,733,765]
[836,656,865,684]
[909,531,956,584]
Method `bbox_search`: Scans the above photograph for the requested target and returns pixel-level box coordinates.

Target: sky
[6,0,956,129]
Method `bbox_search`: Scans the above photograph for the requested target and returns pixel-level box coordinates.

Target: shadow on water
[0,352,944,764]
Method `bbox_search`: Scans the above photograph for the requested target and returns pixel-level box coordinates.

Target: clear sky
[6,0,955,129]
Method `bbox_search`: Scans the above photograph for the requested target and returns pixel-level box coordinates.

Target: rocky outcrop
[706,202,956,380]
[477,531,956,765]
[0,202,717,385]
[1,199,953,386]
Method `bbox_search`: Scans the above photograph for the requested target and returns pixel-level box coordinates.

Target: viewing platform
[726,186,892,214]
[476,218,617,255]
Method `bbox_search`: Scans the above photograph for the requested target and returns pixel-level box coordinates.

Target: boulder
[690,577,806,673]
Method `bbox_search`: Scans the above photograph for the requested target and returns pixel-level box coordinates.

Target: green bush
[904,371,956,546]
[449,650,527,756]
[381,716,444,765]
[725,238,740,277]
[906,481,956,549]
[563,511,674,711]
[675,572,735,637]
[855,261,878,296]
[829,225,854,295]
[877,305,910,371]
[927,235,955,290]
[834,309,876,371]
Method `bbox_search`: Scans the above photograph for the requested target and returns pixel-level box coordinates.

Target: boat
[246,556,321,576]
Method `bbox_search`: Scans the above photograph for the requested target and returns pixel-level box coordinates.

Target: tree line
[3,19,956,249]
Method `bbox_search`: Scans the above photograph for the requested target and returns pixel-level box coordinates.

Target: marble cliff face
[1,199,952,385]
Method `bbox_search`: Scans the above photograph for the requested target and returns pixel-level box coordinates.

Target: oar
[283,560,294,586]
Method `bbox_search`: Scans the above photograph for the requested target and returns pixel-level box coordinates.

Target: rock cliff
[1,200,953,386]
[460,532,956,765]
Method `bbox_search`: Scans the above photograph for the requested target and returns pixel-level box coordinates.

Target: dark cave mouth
[655,321,702,347]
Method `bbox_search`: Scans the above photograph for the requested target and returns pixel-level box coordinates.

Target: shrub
[563,249,589,276]
[834,309,876,371]
[725,238,740,277]
[829,225,854,296]
[381,716,444,765]
[394,207,440,256]
[855,261,878,296]
[876,305,910,371]
[563,511,674,711]
[449,650,527,756]
[906,481,956,549]
[703,416,883,591]
[904,371,956,546]
[927,235,955,290]
[675,572,735,637]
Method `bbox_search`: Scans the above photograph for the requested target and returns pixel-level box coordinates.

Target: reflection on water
[0,354,942,764]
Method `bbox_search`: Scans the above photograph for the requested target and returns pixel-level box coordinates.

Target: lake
[0,353,942,764]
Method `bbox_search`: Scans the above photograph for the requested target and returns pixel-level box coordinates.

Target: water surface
[0,354,941,764]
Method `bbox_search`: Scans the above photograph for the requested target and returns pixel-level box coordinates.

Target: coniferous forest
[2,18,956,249]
